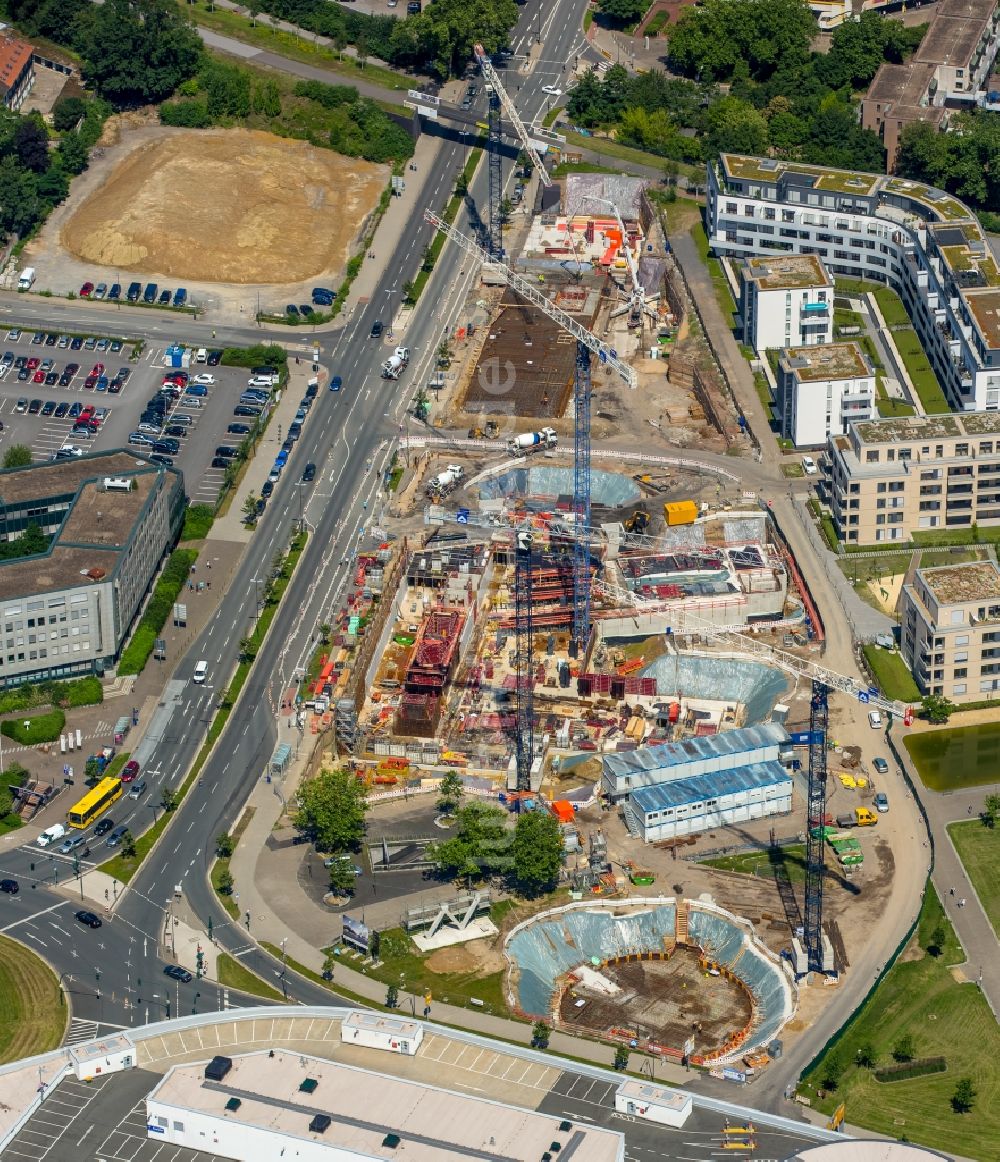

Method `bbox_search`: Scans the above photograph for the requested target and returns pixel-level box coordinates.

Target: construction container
[664,499,698,526]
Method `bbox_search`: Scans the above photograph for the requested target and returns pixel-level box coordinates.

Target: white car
[193,373,215,385]
[542,85,562,97]
[801,455,818,475]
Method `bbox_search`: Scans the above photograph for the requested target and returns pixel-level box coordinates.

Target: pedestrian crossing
[64,1018,100,1046]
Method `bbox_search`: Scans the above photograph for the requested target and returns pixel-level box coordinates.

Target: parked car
[79,282,94,298]
[94,283,107,299]
[108,283,121,300]
[143,283,158,304]
[173,288,187,307]
[874,791,889,812]
[873,757,889,775]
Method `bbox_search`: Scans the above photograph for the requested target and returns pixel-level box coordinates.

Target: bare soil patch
[61,127,386,284]
[425,939,505,976]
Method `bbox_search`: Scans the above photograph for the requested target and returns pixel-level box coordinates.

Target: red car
[32,369,45,383]
[80,282,94,298]
[83,376,96,390]
[26,357,40,370]
[91,363,105,377]
[80,406,95,421]
[121,760,140,783]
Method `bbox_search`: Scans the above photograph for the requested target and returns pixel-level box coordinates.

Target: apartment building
[0,36,34,111]
[825,410,1000,544]
[777,342,876,448]
[900,560,1000,702]
[863,0,1000,168]
[739,255,833,352]
[707,154,1000,416]
[0,451,185,685]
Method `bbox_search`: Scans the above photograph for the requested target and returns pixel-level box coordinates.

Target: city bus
[67,776,123,829]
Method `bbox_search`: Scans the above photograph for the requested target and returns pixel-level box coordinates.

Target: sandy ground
[866,572,904,614]
[60,128,386,284]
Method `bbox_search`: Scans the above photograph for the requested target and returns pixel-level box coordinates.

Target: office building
[900,560,1000,702]
[0,36,33,110]
[0,450,184,685]
[707,153,1000,415]
[777,342,876,447]
[825,410,1000,544]
[862,0,1000,168]
[740,255,833,353]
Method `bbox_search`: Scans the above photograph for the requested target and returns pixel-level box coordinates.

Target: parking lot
[0,326,288,507]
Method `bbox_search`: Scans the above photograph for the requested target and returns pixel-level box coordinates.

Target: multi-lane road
[0,0,594,1032]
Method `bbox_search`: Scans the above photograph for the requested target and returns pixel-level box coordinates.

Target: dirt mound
[61,128,386,284]
[424,939,504,976]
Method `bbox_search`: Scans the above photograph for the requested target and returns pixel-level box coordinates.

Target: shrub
[220,344,289,370]
[181,503,214,541]
[160,99,212,128]
[1,710,66,745]
[875,1056,946,1082]
[117,549,198,675]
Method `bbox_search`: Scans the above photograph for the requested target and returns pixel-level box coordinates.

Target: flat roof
[917,0,994,66]
[742,254,831,290]
[720,155,880,198]
[631,760,791,815]
[882,178,970,223]
[852,413,964,444]
[603,722,789,782]
[963,288,1000,350]
[779,342,870,381]
[919,561,1000,605]
[149,1050,624,1162]
[616,1080,691,1112]
[0,450,155,506]
[864,61,937,108]
[931,224,1000,289]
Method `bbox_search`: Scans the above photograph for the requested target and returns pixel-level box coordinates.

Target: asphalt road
[0,0,596,1031]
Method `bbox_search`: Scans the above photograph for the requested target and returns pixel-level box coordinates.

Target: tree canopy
[897,113,1000,217]
[511,810,563,896]
[294,767,368,853]
[427,801,511,881]
[597,0,650,24]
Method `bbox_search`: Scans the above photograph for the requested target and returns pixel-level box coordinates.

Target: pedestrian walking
[960,898,967,908]
[968,804,973,815]
[950,887,955,896]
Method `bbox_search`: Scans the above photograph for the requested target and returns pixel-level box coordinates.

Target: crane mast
[473,43,552,188]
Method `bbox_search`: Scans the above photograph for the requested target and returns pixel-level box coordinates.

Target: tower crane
[473,43,553,190]
[583,194,658,329]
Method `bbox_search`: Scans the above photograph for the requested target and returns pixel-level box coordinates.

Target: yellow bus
[68,776,123,829]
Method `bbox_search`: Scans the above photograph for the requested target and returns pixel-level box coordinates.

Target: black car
[45,371,58,386]
[299,304,314,316]
[288,422,302,440]
[41,401,55,416]
[0,878,18,894]
[282,438,295,453]
[261,479,274,499]
[233,405,261,417]
[159,289,172,304]
[228,423,251,435]
[75,910,102,929]
[58,371,72,387]
[302,462,316,482]
[54,402,69,418]
[164,964,193,983]
[93,817,115,837]
[143,283,158,304]
[164,425,188,439]
[149,454,174,467]
[45,333,57,346]
[305,382,318,400]
[108,283,121,301]
[207,350,222,366]
[70,336,83,350]
[27,399,41,414]
[286,304,299,317]
[106,824,128,848]
[153,438,180,454]
[126,282,142,302]
[370,320,383,339]
[210,456,230,469]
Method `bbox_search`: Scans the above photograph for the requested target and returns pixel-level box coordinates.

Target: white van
[193,660,208,684]
[195,348,208,364]
[868,709,883,730]
[37,823,66,848]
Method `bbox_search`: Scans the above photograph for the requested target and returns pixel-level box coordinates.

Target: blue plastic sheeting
[630,760,791,816]
[639,654,792,726]
[508,905,676,1017]
[603,723,788,789]
[478,467,641,509]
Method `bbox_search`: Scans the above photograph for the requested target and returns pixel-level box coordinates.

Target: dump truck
[425,464,465,497]
[664,499,698,526]
[508,427,557,454]
[381,347,410,379]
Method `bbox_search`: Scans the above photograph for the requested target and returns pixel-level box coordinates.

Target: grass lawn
[873,286,911,328]
[947,820,1000,939]
[347,925,508,1013]
[0,935,65,1063]
[862,645,921,703]
[701,843,807,883]
[894,329,949,413]
[912,525,1000,548]
[216,952,285,1001]
[876,376,916,418]
[800,886,1000,1159]
[561,130,700,183]
[1,709,65,745]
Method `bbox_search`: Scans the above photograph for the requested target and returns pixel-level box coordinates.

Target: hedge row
[0,675,103,716]
[874,1056,947,1082]
[117,549,199,676]
[220,345,289,371]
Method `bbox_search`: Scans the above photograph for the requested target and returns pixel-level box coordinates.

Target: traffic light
[196,946,204,979]
[29,862,34,872]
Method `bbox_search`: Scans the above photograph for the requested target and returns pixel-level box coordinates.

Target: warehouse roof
[603,723,789,783]
[630,760,791,816]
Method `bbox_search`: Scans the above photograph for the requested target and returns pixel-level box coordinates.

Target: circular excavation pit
[557,947,753,1060]
[506,899,794,1065]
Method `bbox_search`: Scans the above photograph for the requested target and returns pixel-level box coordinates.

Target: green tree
[56,131,90,176]
[819,1052,844,1091]
[427,801,510,881]
[613,1044,630,1071]
[512,809,563,897]
[856,1042,877,1069]
[920,694,955,724]
[242,493,259,522]
[239,636,257,661]
[437,769,464,814]
[892,1033,915,1063]
[597,0,648,24]
[386,983,399,1008]
[327,858,358,896]
[2,444,32,469]
[321,949,336,980]
[983,792,1000,828]
[215,832,235,857]
[0,158,41,238]
[13,117,49,173]
[928,924,946,957]
[952,1077,976,1113]
[84,758,101,784]
[52,96,87,132]
[82,0,203,108]
[532,1020,551,1048]
[705,95,769,157]
[120,829,137,859]
[252,79,282,117]
[295,767,368,853]
[216,866,234,894]
[161,786,179,813]
[0,786,14,818]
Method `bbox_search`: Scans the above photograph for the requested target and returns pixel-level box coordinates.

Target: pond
[905,722,1000,791]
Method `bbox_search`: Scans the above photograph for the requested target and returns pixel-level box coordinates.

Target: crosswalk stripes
[64,1018,99,1046]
